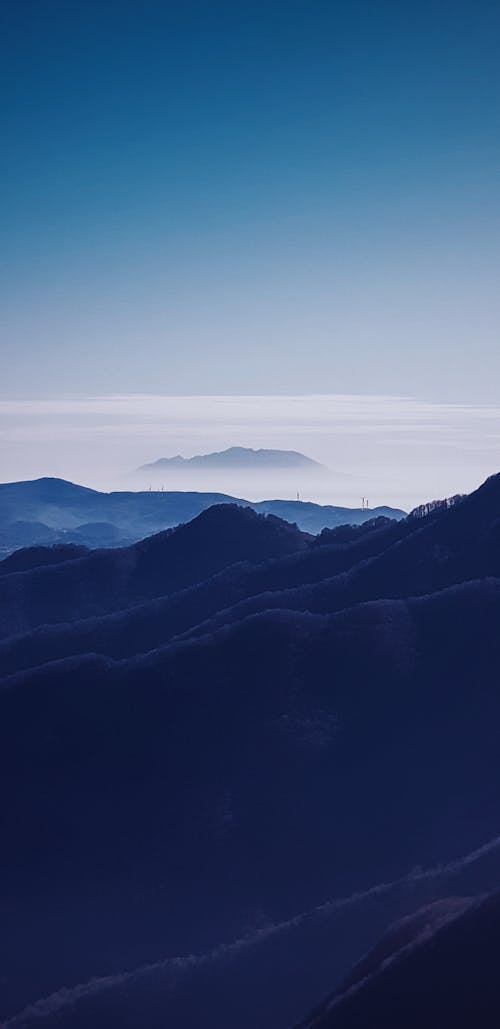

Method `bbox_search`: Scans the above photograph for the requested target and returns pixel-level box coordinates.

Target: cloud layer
[1,393,499,509]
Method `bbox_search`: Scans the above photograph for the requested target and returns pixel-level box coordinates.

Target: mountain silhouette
[1,473,500,1025]
[296,890,500,1029]
[0,504,309,639]
[0,542,89,576]
[0,514,407,677]
[138,446,330,473]
[0,477,405,557]
[2,577,500,1021]
[3,478,498,677]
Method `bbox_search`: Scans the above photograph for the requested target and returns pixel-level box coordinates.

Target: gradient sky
[2,0,499,400]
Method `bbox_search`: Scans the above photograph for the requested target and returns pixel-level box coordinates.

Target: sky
[0,1,499,505]
[1,0,499,399]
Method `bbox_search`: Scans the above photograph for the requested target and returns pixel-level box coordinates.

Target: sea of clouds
[1,393,499,510]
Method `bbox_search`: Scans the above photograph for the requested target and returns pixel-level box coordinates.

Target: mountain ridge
[0,503,310,639]
[138,446,330,473]
[3,572,500,1019]
[0,476,406,556]
[296,890,500,1029]
[2,471,500,1025]
[0,473,498,674]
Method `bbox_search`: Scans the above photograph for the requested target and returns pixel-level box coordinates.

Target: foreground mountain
[1,472,498,675]
[0,504,309,639]
[0,477,405,557]
[2,577,500,1021]
[0,515,404,676]
[7,849,500,1029]
[296,890,500,1029]
[1,473,500,1025]
[138,446,330,473]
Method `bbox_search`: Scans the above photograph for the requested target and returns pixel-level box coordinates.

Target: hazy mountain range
[1,472,500,1026]
[132,446,345,503]
[138,446,330,473]
[0,477,405,557]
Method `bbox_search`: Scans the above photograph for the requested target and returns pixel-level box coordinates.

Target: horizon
[1,390,499,510]
[2,2,498,504]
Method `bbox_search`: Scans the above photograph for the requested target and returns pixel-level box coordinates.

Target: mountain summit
[138,447,330,474]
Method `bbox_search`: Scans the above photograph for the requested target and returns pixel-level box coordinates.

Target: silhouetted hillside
[0,504,309,639]
[9,875,500,1029]
[174,471,500,642]
[2,576,500,1018]
[253,499,403,534]
[0,518,131,557]
[2,473,500,1027]
[0,477,242,541]
[0,543,88,576]
[0,477,405,557]
[0,514,410,676]
[297,891,500,1029]
[0,472,498,678]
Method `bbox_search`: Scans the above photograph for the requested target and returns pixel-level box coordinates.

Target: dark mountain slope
[8,866,500,1029]
[0,515,411,676]
[2,578,500,1015]
[334,896,473,996]
[0,473,497,675]
[0,505,309,639]
[0,478,405,555]
[0,543,88,575]
[2,474,500,1025]
[174,471,500,643]
[297,890,500,1029]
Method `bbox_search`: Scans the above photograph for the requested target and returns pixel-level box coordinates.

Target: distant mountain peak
[137,446,330,474]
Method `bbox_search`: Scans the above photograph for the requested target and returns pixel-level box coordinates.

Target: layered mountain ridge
[1,472,500,1027]
[0,477,405,557]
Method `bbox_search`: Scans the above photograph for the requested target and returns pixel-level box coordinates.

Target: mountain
[8,873,500,1029]
[253,499,403,533]
[1,473,500,1026]
[0,477,406,557]
[0,516,406,677]
[0,543,89,576]
[295,890,500,1029]
[2,577,500,1022]
[0,477,240,541]
[138,446,330,473]
[0,504,309,639]
[133,447,344,510]
[2,481,496,677]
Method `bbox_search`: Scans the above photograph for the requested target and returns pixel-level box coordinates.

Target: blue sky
[1,0,499,400]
